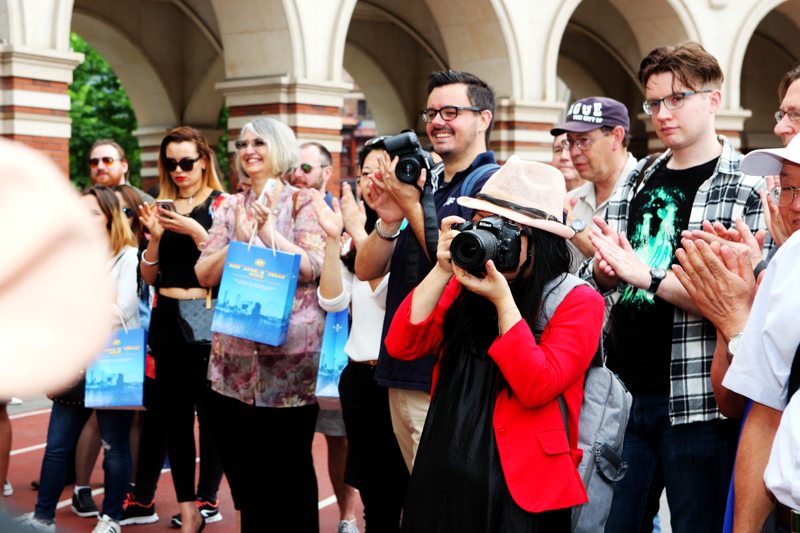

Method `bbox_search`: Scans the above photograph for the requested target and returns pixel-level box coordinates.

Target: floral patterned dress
[198,184,326,407]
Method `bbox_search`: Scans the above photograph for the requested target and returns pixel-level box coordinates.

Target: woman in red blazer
[384,156,605,532]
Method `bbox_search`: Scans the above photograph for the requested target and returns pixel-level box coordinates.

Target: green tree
[69,33,140,190]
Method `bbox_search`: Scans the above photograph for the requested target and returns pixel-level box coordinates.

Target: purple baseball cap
[550,97,630,136]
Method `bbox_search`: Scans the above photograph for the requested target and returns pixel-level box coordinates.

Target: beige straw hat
[457,155,574,239]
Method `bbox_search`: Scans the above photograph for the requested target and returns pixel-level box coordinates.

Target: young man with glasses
[355,70,499,474]
[89,140,154,204]
[575,42,772,533]
[291,142,335,208]
[551,97,638,261]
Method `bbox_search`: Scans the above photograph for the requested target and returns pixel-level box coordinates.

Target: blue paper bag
[314,309,350,410]
[85,328,147,410]
[211,240,302,346]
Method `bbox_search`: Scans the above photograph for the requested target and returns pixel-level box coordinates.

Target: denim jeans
[35,402,133,522]
[605,393,740,533]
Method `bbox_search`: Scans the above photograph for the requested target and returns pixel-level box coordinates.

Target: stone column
[491,99,566,163]
[0,47,83,176]
[217,75,352,196]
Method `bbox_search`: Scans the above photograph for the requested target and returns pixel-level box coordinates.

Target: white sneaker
[91,515,121,533]
[337,519,360,533]
[4,478,12,496]
[15,514,55,532]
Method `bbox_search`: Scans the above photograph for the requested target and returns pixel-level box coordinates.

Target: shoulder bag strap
[635,152,663,193]
[457,163,501,219]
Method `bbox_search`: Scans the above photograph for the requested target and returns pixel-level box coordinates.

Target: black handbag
[176,289,216,345]
[46,369,86,405]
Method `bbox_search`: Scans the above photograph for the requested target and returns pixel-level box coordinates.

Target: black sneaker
[71,488,99,518]
[170,499,222,527]
[120,492,159,525]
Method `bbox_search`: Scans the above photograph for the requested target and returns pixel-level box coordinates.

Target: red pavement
[1,407,365,532]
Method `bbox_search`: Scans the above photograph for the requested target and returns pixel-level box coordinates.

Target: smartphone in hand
[156,199,176,212]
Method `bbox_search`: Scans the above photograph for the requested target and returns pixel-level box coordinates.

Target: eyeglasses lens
[89,157,116,168]
[123,207,134,218]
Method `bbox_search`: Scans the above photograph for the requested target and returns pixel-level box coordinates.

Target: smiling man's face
[425,83,484,162]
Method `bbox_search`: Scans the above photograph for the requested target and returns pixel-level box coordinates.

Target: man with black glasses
[355,70,499,474]
[577,42,772,532]
[89,139,153,203]
[291,141,335,208]
[552,96,638,261]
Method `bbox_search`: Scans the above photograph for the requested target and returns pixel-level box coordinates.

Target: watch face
[651,267,666,280]
[728,334,742,355]
[570,219,586,233]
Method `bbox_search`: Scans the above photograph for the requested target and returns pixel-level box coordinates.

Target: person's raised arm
[310,190,346,301]
[195,197,238,288]
[138,202,162,286]
[354,171,404,281]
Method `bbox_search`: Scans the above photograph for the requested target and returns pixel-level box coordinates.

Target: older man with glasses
[552,97,638,263]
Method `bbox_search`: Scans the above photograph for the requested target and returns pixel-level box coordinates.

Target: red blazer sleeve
[385,277,461,361]
[488,285,604,409]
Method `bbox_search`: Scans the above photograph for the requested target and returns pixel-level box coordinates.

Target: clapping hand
[680,217,765,267]
[310,189,344,239]
[760,176,792,247]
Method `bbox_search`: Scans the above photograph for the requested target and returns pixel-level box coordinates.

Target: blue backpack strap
[457,163,500,218]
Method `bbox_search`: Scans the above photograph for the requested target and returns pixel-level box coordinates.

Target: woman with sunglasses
[195,117,326,532]
[138,127,227,533]
[21,185,139,533]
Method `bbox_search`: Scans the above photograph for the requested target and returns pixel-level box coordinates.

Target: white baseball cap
[741,134,800,176]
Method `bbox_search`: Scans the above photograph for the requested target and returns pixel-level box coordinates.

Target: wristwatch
[375,218,402,241]
[647,267,666,297]
[727,332,744,363]
[569,219,586,238]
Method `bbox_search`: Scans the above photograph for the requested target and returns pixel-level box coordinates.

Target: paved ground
[1,396,364,533]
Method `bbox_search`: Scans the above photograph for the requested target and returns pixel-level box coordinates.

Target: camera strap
[404,179,439,295]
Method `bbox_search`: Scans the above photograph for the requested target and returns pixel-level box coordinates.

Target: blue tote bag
[211,238,301,347]
[85,323,147,410]
[314,309,350,410]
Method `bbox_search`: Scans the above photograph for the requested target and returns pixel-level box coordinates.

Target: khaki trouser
[387,387,431,473]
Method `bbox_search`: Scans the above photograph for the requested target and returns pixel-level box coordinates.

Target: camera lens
[395,157,420,184]
[451,229,498,271]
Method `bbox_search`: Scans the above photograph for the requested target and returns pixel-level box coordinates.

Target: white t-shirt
[765,391,800,510]
[722,231,800,410]
[317,262,389,363]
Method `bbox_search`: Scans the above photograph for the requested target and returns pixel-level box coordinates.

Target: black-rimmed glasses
[420,106,481,123]
[163,156,201,172]
[770,186,800,206]
[642,90,712,115]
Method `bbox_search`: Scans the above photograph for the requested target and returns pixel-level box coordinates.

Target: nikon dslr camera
[382,129,435,185]
[450,215,526,276]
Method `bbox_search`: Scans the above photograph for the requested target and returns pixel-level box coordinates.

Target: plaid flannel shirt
[577,136,774,425]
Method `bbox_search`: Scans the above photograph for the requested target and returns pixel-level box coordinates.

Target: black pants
[148,295,224,503]
[339,362,409,532]
[204,388,319,533]
[130,396,222,503]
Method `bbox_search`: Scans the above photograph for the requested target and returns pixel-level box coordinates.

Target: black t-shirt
[606,157,718,394]
[158,190,222,291]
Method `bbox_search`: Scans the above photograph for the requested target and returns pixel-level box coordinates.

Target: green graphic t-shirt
[606,157,718,394]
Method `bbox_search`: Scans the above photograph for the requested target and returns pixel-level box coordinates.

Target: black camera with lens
[382,129,435,185]
[450,215,526,276]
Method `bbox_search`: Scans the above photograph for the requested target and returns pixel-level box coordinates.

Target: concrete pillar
[491,99,566,163]
[217,75,352,197]
[0,47,83,176]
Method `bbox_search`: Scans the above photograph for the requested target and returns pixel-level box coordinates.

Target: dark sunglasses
[89,157,123,168]
[234,139,267,150]
[163,156,201,172]
[122,207,135,218]
[299,163,329,174]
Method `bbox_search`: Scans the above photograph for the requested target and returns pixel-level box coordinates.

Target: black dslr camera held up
[382,129,435,185]
[450,215,528,276]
